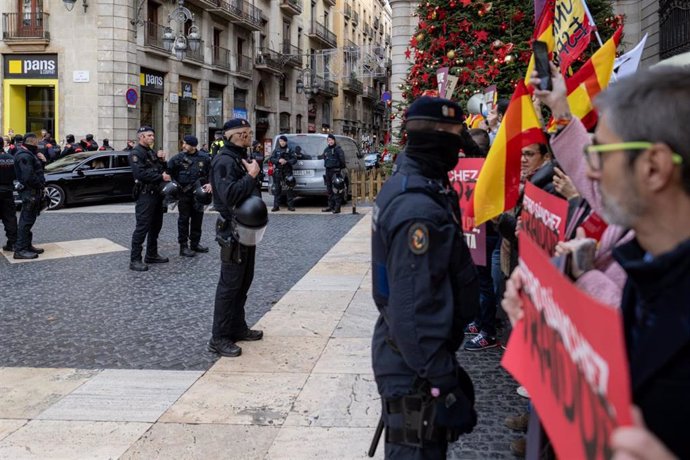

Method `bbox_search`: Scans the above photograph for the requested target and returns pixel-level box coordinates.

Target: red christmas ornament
[461,0,471,6]
[474,30,489,42]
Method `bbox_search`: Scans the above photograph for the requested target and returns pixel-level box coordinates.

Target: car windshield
[46,153,92,171]
[285,136,327,160]
[365,153,378,161]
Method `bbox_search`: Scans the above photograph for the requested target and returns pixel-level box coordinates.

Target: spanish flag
[472,81,546,225]
[524,0,556,86]
[562,27,623,130]
[553,0,595,72]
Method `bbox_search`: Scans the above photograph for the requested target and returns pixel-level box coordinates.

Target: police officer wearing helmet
[321,134,346,214]
[371,97,480,459]
[208,118,265,358]
[13,133,47,260]
[129,126,172,271]
[270,135,297,212]
[168,135,212,257]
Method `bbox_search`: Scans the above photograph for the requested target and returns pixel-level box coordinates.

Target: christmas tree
[399,0,623,111]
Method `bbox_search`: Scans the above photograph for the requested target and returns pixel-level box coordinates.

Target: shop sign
[140,69,165,94]
[181,82,193,99]
[3,54,58,78]
[233,108,248,119]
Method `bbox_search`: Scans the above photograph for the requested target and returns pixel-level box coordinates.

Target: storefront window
[141,93,163,145]
[26,86,54,135]
[179,82,196,143]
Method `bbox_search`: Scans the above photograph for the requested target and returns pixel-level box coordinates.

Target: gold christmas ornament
[447,50,455,59]
[417,33,425,41]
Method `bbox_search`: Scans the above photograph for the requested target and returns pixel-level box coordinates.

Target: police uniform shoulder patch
[199,162,204,168]
[131,155,139,163]
[407,222,429,255]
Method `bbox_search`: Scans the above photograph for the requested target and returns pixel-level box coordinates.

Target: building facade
[0,0,391,154]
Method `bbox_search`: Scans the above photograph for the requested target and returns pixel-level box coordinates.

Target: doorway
[26,86,54,135]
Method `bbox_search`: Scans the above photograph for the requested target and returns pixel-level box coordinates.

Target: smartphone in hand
[533,40,552,91]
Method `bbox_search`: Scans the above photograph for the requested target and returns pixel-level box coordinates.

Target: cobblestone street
[0,205,524,458]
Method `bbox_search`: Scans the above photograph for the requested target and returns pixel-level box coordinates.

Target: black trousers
[131,192,164,261]
[212,245,255,340]
[177,194,204,246]
[272,172,295,208]
[324,168,343,211]
[0,191,17,247]
[16,190,40,252]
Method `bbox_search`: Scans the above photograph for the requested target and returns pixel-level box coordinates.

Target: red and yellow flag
[524,0,556,85]
[562,27,623,129]
[553,0,595,71]
[472,81,546,225]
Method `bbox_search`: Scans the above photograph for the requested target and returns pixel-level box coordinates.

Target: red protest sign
[502,233,633,460]
[581,211,608,241]
[449,158,486,266]
[521,181,568,256]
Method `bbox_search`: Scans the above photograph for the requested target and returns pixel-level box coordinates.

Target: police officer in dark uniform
[0,136,18,252]
[59,134,80,158]
[371,97,480,459]
[321,134,346,214]
[129,126,171,271]
[208,118,264,358]
[270,135,297,212]
[37,132,57,163]
[13,133,46,260]
[168,135,211,257]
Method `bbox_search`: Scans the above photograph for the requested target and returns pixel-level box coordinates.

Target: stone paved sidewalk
[0,213,524,459]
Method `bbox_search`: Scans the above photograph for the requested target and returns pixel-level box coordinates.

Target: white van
[267,134,365,199]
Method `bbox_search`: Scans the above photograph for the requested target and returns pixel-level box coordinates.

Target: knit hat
[183,135,198,147]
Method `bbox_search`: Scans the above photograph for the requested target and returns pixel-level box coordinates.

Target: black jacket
[614,238,690,459]
[168,150,211,191]
[0,151,15,193]
[13,146,45,190]
[129,143,166,185]
[322,144,346,170]
[270,146,297,176]
[211,141,260,220]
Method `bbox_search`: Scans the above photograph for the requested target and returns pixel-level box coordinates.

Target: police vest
[323,147,341,169]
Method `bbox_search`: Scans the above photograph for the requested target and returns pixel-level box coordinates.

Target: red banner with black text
[521,182,568,256]
[449,158,487,266]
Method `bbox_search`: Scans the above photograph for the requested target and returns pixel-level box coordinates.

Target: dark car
[16,151,135,210]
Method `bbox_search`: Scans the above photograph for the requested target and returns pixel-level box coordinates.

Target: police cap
[137,125,155,134]
[405,97,465,125]
[183,135,198,147]
[223,119,251,131]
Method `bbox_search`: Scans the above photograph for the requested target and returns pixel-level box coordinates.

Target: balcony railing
[309,20,337,48]
[352,11,359,26]
[384,33,390,45]
[343,76,363,95]
[281,41,302,68]
[321,78,339,97]
[344,107,357,121]
[373,18,380,30]
[143,21,167,51]
[344,3,352,19]
[233,53,253,78]
[185,39,205,63]
[363,86,378,101]
[2,12,50,41]
[280,0,302,16]
[212,0,261,30]
[659,0,690,59]
[256,47,283,74]
[345,38,357,52]
[363,22,370,36]
[213,45,232,70]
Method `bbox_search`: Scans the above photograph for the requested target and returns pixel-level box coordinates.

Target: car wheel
[45,184,66,210]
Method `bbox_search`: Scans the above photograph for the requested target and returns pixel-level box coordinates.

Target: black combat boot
[29,245,45,254]
[129,260,149,271]
[208,337,242,357]
[144,254,169,264]
[14,250,38,260]
[180,245,196,257]
[2,242,14,252]
[191,243,209,253]
[232,329,264,342]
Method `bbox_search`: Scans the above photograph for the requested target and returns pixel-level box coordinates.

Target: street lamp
[164,0,201,61]
[296,65,320,97]
[63,0,88,13]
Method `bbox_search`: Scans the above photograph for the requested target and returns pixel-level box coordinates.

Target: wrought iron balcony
[342,76,363,95]
[2,12,49,42]
[344,3,352,19]
[363,22,370,36]
[308,20,337,48]
[280,0,302,16]
[256,47,283,74]
[321,78,339,97]
[373,18,380,30]
[362,85,378,101]
[213,45,232,71]
[232,53,253,79]
[659,0,690,59]
[211,0,261,31]
[374,101,386,113]
[281,41,302,68]
[352,11,359,26]
[185,39,205,64]
[384,33,390,45]
[345,38,358,52]
[143,21,167,51]
[324,0,336,6]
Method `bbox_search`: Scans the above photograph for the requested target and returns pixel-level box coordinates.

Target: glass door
[26,86,54,135]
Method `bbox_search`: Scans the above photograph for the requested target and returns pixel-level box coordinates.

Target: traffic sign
[382,91,391,102]
[126,88,138,107]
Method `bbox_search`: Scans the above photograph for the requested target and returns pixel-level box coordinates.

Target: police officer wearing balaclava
[370,97,480,459]
[129,126,171,271]
[270,135,297,212]
[168,135,212,257]
[321,134,346,213]
[208,118,264,358]
[13,133,46,260]
[0,136,18,252]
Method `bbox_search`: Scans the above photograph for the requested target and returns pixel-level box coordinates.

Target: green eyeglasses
[583,141,684,171]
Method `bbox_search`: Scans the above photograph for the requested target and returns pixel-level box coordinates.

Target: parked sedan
[39,151,135,210]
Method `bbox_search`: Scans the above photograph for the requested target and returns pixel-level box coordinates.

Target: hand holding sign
[611,407,677,460]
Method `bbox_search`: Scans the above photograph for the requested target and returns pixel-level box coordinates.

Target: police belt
[384,397,461,445]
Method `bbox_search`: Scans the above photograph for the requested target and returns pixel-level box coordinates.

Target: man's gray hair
[595,66,690,193]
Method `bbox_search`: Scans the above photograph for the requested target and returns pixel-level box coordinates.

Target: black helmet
[233,195,268,245]
[331,174,345,193]
[194,184,212,205]
[284,175,296,188]
[159,181,179,201]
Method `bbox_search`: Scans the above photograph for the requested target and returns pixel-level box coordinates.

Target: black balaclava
[404,129,466,178]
